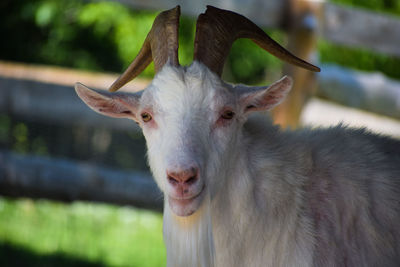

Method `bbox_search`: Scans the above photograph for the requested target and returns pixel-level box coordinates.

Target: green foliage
[78,2,156,76]
[2,0,399,83]
[331,0,400,15]
[0,0,280,83]
[0,0,120,71]
[227,31,284,84]
[319,41,400,80]
[0,197,166,267]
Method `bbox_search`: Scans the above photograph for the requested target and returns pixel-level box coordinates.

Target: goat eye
[141,112,152,122]
[221,110,235,120]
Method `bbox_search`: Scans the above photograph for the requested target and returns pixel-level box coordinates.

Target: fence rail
[322,3,400,57]
[316,64,400,119]
[0,150,162,211]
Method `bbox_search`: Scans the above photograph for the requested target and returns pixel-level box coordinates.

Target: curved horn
[193,6,320,77]
[109,6,180,92]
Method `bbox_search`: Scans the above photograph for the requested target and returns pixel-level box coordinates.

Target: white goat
[75,6,400,267]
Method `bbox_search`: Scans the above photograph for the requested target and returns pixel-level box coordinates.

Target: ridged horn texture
[108,6,181,92]
[193,5,320,77]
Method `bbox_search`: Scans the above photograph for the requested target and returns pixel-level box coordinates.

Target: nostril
[168,175,179,186]
[185,175,197,185]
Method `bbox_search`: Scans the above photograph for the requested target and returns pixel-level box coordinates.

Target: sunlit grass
[0,197,166,267]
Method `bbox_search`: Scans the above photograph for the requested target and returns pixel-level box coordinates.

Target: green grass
[0,197,166,267]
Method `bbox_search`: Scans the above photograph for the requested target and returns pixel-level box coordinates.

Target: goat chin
[164,192,215,267]
[167,187,206,217]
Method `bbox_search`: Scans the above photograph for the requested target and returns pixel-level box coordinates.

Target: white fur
[76,62,400,267]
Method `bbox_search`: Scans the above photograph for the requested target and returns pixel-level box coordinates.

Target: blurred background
[0,0,399,266]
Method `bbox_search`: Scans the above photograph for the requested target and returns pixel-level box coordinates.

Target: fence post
[271,0,322,128]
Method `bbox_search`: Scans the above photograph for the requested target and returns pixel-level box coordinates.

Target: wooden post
[271,0,322,128]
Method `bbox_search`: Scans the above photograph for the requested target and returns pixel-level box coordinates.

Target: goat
[75,6,400,267]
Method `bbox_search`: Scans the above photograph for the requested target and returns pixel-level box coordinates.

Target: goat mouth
[168,186,205,217]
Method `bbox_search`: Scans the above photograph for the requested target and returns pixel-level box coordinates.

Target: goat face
[142,63,241,217]
[75,62,292,216]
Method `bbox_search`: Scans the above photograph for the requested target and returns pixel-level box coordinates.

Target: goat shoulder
[244,118,400,266]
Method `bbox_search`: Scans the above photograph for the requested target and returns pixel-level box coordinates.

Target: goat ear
[238,76,293,113]
[75,83,141,121]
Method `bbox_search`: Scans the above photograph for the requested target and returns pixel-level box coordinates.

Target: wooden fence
[0,0,399,210]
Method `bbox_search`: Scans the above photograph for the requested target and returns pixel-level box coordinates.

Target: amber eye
[141,112,152,122]
[221,110,235,120]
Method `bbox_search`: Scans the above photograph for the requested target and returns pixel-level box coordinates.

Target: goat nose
[167,167,199,186]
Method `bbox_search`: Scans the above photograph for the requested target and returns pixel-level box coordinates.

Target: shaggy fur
[76,62,400,267]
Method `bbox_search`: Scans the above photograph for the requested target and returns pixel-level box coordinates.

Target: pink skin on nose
[167,167,199,198]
